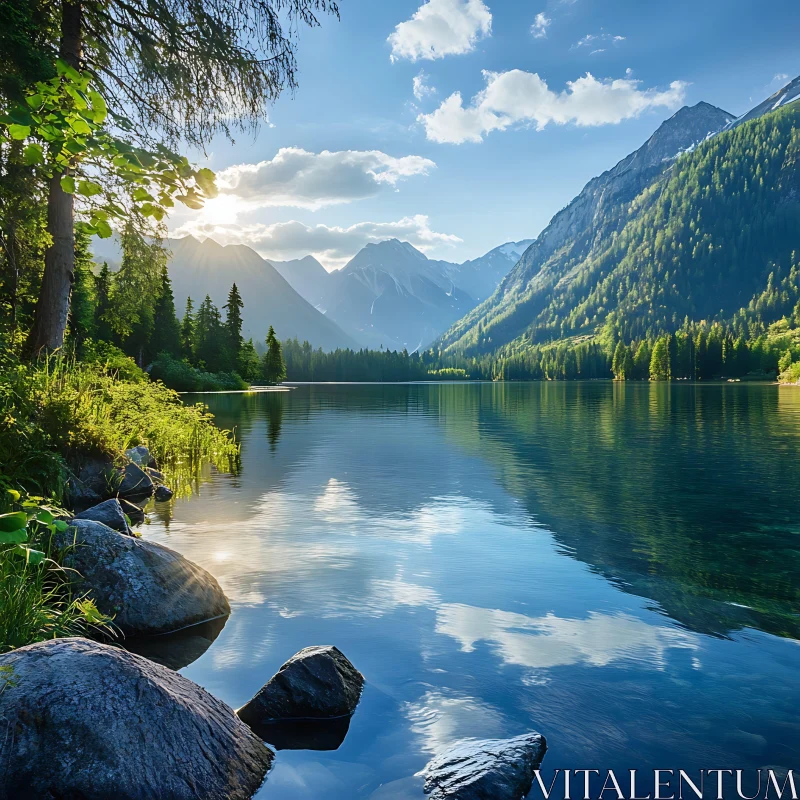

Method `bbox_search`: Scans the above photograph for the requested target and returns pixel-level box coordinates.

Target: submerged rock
[0,638,273,800]
[237,645,364,727]
[423,733,547,800]
[120,497,146,525]
[75,498,133,536]
[56,519,230,636]
[155,484,175,502]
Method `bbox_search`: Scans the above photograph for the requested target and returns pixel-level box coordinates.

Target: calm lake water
[144,382,800,799]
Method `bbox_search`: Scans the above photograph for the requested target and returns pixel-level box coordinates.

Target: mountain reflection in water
[143,383,800,799]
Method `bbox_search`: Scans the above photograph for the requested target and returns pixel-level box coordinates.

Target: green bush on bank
[149,353,248,393]
[0,350,239,503]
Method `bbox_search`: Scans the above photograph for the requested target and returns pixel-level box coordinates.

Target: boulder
[423,733,547,800]
[55,519,230,636]
[120,498,146,525]
[117,461,154,498]
[75,498,133,535]
[0,638,273,800]
[65,474,103,510]
[237,645,364,727]
[125,445,152,467]
[155,484,175,502]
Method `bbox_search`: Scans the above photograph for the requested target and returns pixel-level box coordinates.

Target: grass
[0,348,239,501]
[0,346,240,652]
[0,493,114,654]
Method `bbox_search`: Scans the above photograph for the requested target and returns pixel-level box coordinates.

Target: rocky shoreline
[0,445,547,799]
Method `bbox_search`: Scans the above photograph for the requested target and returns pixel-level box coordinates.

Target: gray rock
[120,498,146,525]
[0,638,273,800]
[118,461,154,498]
[75,498,133,535]
[74,455,116,498]
[155,484,174,502]
[65,474,103,509]
[423,733,547,800]
[237,645,364,726]
[125,445,152,467]
[148,468,166,483]
[55,519,230,636]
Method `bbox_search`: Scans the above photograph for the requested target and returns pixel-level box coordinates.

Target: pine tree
[180,297,195,361]
[223,283,244,367]
[238,338,262,382]
[150,266,181,358]
[612,341,627,379]
[262,325,286,384]
[93,263,114,343]
[67,232,96,352]
[193,295,229,372]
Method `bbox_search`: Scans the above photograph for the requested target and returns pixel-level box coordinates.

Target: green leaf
[176,194,204,210]
[7,124,31,140]
[36,509,54,525]
[60,175,76,194]
[86,90,107,120]
[6,490,20,502]
[25,94,42,109]
[132,187,154,202]
[56,59,81,82]
[94,219,113,238]
[53,519,69,532]
[0,512,27,532]
[150,205,165,222]
[68,117,92,135]
[195,167,218,199]
[23,547,45,565]
[22,143,43,165]
[0,529,28,545]
[77,179,102,197]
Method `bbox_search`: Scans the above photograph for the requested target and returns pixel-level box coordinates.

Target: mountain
[165,237,357,350]
[438,100,737,354]
[446,239,534,303]
[319,239,475,350]
[438,81,800,357]
[269,255,331,308]
[726,75,800,130]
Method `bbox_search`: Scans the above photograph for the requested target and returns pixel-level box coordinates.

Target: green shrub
[150,353,248,392]
[0,352,239,502]
[779,360,800,384]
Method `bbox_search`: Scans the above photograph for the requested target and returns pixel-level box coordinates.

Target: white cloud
[173,214,462,269]
[575,32,626,49]
[531,12,550,39]
[214,147,436,211]
[419,69,687,143]
[388,0,492,62]
[413,70,438,100]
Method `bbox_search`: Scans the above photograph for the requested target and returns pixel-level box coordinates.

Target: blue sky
[170,0,800,269]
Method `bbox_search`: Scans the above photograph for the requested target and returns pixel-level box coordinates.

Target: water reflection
[436,606,698,670]
[141,383,800,799]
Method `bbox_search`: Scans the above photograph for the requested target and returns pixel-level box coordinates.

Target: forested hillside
[441,104,799,358]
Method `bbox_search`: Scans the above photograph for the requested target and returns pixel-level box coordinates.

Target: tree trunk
[25,0,82,355]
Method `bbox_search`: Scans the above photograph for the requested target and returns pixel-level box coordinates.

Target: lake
[143,382,800,799]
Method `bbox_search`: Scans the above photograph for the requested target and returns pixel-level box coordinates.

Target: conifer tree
[262,325,286,384]
[150,266,181,358]
[224,283,244,366]
[93,262,114,343]
[180,297,195,361]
